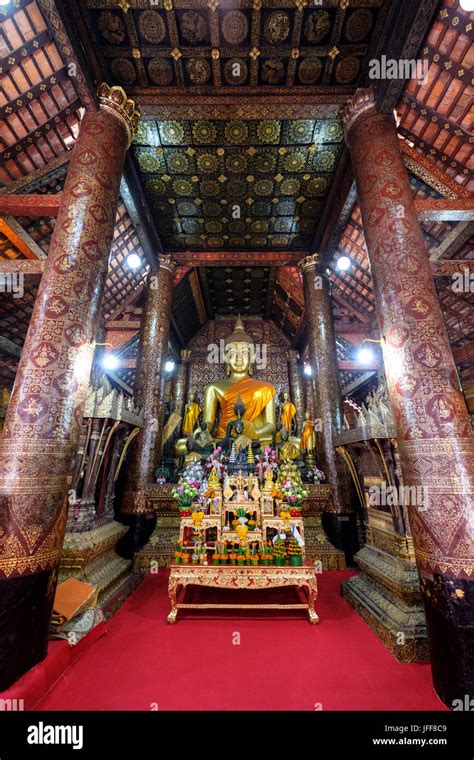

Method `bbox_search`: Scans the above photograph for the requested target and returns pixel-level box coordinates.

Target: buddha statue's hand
[242,421,259,440]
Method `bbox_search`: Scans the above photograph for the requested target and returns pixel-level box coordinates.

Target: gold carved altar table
[167,563,319,624]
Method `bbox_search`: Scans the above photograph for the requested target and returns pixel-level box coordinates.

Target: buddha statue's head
[224,316,255,378]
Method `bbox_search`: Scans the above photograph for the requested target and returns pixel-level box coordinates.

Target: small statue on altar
[276,428,300,463]
[194,421,213,449]
[300,411,316,465]
[275,445,303,489]
[280,391,297,436]
[182,392,202,437]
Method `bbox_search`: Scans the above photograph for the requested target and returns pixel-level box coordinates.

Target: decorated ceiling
[132,116,343,251]
[78,0,387,92]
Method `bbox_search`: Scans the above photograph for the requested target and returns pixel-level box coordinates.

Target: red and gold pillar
[299,257,349,514]
[343,88,474,705]
[286,349,305,435]
[173,349,192,425]
[120,259,175,531]
[0,85,139,690]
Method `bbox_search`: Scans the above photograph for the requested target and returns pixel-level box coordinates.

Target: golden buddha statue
[300,411,316,465]
[280,391,297,435]
[202,317,277,445]
[182,391,202,436]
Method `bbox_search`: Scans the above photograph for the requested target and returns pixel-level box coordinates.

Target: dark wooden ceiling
[132,115,344,251]
[76,0,389,94]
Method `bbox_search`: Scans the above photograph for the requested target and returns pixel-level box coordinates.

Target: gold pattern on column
[97,83,140,147]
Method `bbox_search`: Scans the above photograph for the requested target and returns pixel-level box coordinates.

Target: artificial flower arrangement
[247,510,257,531]
[306,466,326,484]
[254,447,280,482]
[175,540,189,564]
[205,446,229,479]
[172,479,201,512]
[235,507,249,540]
[273,536,287,567]
[280,479,308,509]
[287,536,303,567]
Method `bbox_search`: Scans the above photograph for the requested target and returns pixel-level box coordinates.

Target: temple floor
[33,570,446,712]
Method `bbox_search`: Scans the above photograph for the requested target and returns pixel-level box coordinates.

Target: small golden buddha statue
[300,411,316,464]
[276,456,303,489]
[182,392,202,436]
[280,391,297,435]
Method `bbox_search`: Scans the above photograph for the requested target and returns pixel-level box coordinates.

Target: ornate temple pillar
[0,85,139,690]
[286,350,305,434]
[173,349,192,425]
[119,259,175,551]
[299,257,348,514]
[343,88,474,705]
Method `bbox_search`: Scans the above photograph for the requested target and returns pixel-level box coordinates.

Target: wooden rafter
[415,198,474,222]
[0,194,62,217]
[0,216,47,260]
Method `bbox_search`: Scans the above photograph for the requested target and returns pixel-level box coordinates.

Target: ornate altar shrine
[167,469,318,623]
[135,316,345,573]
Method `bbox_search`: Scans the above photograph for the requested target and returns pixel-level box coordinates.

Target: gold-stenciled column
[286,349,306,435]
[0,84,139,690]
[299,254,349,514]
[121,258,175,527]
[343,87,474,707]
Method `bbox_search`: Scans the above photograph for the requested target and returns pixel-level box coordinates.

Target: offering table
[167,562,319,624]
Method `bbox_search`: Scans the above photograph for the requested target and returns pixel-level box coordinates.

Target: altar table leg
[307,583,319,624]
[167,578,180,624]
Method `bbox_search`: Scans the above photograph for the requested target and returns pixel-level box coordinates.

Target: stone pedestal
[342,509,428,662]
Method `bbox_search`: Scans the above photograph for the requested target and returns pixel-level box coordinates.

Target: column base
[422,574,474,708]
[117,514,157,558]
[0,568,56,690]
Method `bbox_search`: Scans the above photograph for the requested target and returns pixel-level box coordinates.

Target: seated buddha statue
[203,317,277,447]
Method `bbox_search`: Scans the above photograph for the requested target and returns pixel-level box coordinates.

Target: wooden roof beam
[0,336,22,360]
[339,359,381,372]
[0,259,45,275]
[172,252,305,267]
[0,194,62,217]
[431,260,473,277]
[416,199,474,222]
[453,342,474,366]
[430,222,474,260]
[0,217,47,260]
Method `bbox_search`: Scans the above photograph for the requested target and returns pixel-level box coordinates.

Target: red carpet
[36,570,445,711]
[0,622,107,710]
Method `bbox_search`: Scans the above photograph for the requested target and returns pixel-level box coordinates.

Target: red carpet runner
[37,570,445,711]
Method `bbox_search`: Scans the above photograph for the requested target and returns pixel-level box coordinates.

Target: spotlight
[336,255,351,271]
[165,360,175,373]
[303,363,313,377]
[357,347,374,365]
[460,0,474,11]
[0,1,11,6]
[103,354,119,371]
[127,253,142,270]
